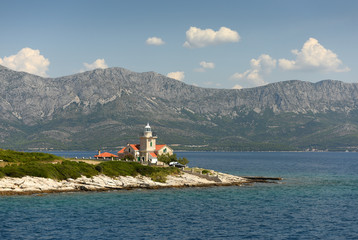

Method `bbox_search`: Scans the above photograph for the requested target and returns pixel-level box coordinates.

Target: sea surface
[1,152,357,239]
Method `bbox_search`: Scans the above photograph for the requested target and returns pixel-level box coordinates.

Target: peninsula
[0,170,251,196]
[0,149,255,195]
[0,125,282,195]
[0,148,281,196]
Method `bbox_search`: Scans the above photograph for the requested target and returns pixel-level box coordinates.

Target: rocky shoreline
[0,171,255,196]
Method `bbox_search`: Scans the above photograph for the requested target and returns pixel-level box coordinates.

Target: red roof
[94,152,117,158]
[117,147,126,154]
[150,152,157,158]
[155,144,166,151]
[130,144,140,151]
[118,144,140,154]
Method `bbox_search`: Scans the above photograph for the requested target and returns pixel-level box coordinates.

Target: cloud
[83,59,108,71]
[204,81,221,87]
[0,47,50,77]
[231,54,276,88]
[200,61,215,69]
[167,71,185,81]
[183,26,240,48]
[279,38,350,73]
[232,84,243,90]
[146,37,165,46]
[195,61,215,72]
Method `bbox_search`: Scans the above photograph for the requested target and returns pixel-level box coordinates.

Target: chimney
[98,150,101,155]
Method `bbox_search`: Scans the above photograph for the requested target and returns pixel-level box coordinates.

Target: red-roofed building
[117,144,141,161]
[149,152,158,163]
[117,123,173,164]
[94,150,118,160]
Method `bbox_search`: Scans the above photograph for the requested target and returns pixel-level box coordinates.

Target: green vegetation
[0,149,180,182]
[0,161,98,180]
[122,154,134,161]
[201,169,210,175]
[97,161,180,182]
[0,149,62,162]
[158,153,189,165]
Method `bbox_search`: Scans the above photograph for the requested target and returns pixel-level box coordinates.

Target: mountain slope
[1,65,358,151]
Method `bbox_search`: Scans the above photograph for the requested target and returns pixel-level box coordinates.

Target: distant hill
[1,64,358,151]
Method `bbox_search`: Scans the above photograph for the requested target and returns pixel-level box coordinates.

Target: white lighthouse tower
[139,123,157,162]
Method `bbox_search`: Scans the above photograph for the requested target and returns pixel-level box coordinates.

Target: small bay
[0,152,357,239]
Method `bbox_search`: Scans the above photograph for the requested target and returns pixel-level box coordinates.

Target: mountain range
[1,64,358,151]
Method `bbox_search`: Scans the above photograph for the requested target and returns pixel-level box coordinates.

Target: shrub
[150,171,167,183]
[0,149,62,163]
[97,161,180,182]
[158,153,189,166]
[177,157,189,165]
[202,169,210,175]
[54,161,98,180]
[98,161,139,177]
[0,161,98,180]
[123,154,134,161]
[0,153,181,183]
[95,165,103,173]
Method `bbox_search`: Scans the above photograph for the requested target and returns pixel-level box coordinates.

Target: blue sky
[0,0,357,89]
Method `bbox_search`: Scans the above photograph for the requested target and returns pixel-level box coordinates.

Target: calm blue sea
[1,152,357,239]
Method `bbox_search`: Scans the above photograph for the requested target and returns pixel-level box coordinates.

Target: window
[163,148,167,153]
[150,142,152,147]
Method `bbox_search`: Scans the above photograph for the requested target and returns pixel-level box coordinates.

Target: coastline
[0,171,255,196]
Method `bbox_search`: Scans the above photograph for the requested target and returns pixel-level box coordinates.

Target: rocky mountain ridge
[1,65,358,151]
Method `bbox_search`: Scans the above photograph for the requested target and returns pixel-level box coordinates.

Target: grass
[0,149,62,162]
[0,149,180,182]
[97,161,180,183]
[0,161,98,180]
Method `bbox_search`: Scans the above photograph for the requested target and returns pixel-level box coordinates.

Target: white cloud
[183,26,240,48]
[167,71,185,81]
[231,54,276,88]
[203,81,221,87]
[279,38,350,72]
[146,37,165,46]
[195,61,215,72]
[232,84,243,90]
[83,59,108,71]
[200,61,215,69]
[0,47,50,77]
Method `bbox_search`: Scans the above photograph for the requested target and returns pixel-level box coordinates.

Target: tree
[123,154,134,161]
[158,153,189,165]
[177,157,189,165]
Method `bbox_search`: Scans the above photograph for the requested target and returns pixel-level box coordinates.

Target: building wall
[157,145,173,156]
[118,145,140,161]
[140,136,156,152]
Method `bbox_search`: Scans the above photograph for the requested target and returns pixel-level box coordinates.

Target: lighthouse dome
[145,123,151,132]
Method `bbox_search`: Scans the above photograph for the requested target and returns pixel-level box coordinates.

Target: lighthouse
[139,123,157,162]
[117,123,173,164]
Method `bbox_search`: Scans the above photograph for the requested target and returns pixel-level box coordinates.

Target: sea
[0,152,357,239]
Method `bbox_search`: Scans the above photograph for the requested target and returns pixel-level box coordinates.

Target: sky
[0,0,357,89]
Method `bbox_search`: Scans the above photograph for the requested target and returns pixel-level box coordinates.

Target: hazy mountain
[1,65,358,151]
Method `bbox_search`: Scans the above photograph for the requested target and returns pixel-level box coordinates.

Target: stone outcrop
[0,172,248,195]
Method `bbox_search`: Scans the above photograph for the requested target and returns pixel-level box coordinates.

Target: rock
[77,186,89,191]
[0,170,276,195]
